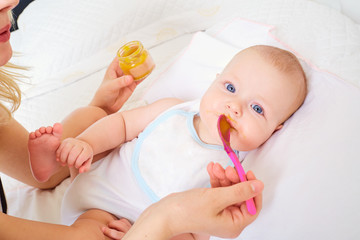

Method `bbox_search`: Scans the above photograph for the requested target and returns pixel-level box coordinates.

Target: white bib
[131,100,247,201]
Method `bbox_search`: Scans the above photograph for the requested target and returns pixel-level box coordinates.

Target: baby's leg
[28,123,63,182]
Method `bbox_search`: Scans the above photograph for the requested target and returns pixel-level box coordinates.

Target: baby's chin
[233,143,259,152]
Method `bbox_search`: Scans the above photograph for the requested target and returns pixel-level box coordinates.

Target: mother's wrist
[123,206,173,240]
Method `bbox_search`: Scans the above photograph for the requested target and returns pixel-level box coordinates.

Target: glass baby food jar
[117,41,155,81]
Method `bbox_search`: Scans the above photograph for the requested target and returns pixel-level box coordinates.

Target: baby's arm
[57,98,183,171]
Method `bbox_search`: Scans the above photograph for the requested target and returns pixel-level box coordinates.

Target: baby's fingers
[74,146,93,169]
[78,158,92,173]
[102,218,132,240]
[102,226,125,240]
[56,142,73,165]
[108,218,132,232]
[67,145,84,167]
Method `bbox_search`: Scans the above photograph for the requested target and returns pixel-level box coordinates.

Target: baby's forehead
[235,47,306,90]
[233,46,304,72]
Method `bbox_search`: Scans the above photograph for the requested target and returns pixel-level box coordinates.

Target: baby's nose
[226,103,242,117]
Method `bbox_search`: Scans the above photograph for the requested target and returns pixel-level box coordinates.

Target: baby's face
[199,49,304,151]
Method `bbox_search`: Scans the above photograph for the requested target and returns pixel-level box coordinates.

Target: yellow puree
[118,42,155,81]
[208,111,246,139]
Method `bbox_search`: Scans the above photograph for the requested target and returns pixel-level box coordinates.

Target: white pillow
[13,0,224,85]
[143,19,360,240]
[311,0,360,24]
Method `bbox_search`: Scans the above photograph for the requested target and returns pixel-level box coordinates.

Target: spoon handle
[228,152,257,215]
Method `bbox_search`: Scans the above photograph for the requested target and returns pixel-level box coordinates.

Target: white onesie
[61,100,247,225]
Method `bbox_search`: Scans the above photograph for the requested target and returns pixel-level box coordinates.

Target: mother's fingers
[207,162,220,188]
[212,180,264,212]
[213,163,232,187]
[225,165,240,183]
[106,56,123,79]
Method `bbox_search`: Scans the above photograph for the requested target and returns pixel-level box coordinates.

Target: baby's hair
[251,44,307,97]
[250,45,306,81]
[249,45,307,91]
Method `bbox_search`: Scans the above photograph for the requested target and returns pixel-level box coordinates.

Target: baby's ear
[275,124,283,131]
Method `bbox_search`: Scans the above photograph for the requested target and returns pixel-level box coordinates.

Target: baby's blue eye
[251,104,264,115]
[225,83,235,93]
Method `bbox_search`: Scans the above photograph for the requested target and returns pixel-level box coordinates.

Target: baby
[29,45,307,240]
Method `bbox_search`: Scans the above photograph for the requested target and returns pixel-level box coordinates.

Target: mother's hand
[90,57,137,114]
[116,176,263,240]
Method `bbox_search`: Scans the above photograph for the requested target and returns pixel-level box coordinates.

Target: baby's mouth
[224,114,236,127]
[222,114,246,139]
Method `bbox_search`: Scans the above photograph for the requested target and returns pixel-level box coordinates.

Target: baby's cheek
[241,132,265,151]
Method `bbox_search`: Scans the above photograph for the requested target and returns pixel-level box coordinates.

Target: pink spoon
[217,114,256,215]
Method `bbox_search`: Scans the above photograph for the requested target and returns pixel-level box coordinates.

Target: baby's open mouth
[224,114,236,127]
[222,114,246,139]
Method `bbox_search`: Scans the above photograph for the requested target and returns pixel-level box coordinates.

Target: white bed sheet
[2,0,360,238]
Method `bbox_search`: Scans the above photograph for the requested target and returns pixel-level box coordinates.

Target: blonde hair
[0,63,24,122]
[0,11,25,122]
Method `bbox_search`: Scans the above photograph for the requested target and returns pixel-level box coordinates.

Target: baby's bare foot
[28,123,63,182]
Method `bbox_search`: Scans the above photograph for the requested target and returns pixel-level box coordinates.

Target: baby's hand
[56,138,94,173]
[102,218,132,239]
[207,162,240,188]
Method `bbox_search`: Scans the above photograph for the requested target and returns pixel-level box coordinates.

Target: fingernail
[122,76,129,83]
[124,75,133,83]
[250,181,263,193]
[250,183,256,192]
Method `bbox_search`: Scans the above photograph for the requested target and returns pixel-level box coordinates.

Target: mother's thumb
[218,180,263,208]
